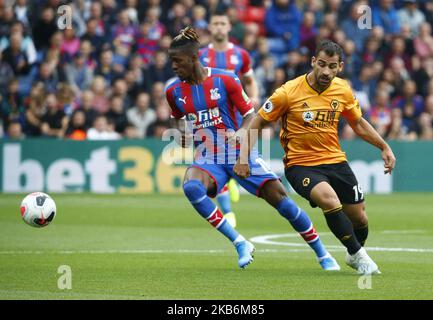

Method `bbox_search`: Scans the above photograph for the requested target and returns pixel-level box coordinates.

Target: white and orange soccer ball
[20,192,57,228]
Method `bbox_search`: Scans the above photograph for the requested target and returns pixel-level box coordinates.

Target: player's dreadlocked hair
[170,26,200,51]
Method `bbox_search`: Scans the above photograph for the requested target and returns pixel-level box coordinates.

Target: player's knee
[318,193,341,211]
[183,180,206,201]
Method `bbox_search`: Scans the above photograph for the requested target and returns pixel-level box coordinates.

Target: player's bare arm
[242,75,260,109]
[234,113,270,179]
[348,117,396,174]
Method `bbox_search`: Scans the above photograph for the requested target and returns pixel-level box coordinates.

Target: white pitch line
[1,230,431,255]
[250,232,433,253]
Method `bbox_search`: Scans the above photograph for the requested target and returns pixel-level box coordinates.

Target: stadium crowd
[1,0,433,141]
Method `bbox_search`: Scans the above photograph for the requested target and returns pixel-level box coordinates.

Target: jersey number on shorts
[352,184,364,202]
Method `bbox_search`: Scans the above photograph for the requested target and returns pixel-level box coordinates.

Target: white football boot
[345,247,381,275]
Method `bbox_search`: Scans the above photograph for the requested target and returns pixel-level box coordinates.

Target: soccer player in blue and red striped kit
[198,10,261,228]
[165,26,340,270]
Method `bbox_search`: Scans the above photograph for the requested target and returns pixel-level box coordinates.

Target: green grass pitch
[1,193,433,300]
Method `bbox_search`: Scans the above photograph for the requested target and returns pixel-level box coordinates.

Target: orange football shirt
[258,74,362,168]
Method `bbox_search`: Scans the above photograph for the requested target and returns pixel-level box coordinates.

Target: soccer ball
[20,192,57,228]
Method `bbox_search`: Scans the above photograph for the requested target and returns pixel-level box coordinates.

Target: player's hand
[234,159,250,179]
[382,145,396,174]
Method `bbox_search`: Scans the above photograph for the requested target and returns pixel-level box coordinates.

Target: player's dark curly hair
[170,26,200,51]
[315,40,343,62]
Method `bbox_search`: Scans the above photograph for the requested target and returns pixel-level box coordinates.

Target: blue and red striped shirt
[199,43,253,78]
[165,68,254,156]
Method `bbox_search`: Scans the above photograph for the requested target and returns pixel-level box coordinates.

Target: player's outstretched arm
[348,117,396,174]
[234,113,270,179]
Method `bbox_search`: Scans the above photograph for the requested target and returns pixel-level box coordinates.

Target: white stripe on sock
[191,194,207,204]
[204,206,218,220]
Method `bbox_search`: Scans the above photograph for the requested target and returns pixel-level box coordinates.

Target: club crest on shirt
[230,55,239,65]
[210,88,221,100]
[263,100,273,113]
[330,99,340,110]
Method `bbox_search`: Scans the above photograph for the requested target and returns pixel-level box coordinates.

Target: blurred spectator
[424,95,433,118]
[36,61,61,94]
[300,11,317,53]
[5,119,24,139]
[125,0,139,25]
[90,76,110,114]
[417,112,433,140]
[265,0,301,60]
[150,81,165,107]
[144,50,174,84]
[65,109,87,140]
[340,1,371,54]
[192,5,207,31]
[372,0,400,37]
[79,40,97,71]
[41,93,68,138]
[384,35,412,71]
[227,6,245,45]
[123,122,140,139]
[145,6,166,40]
[111,9,137,55]
[392,80,424,116]
[23,84,45,136]
[255,55,276,99]
[112,78,132,109]
[386,107,417,140]
[0,21,37,65]
[413,22,433,60]
[81,18,106,57]
[65,51,94,95]
[397,0,425,39]
[1,79,25,132]
[32,6,58,51]
[146,100,170,137]
[87,114,121,140]
[95,49,123,86]
[136,22,158,67]
[56,83,75,116]
[0,51,14,95]
[2,32,32,75]
[167,2,191,37]
[368,91,392,137]
[106,95,128,134]
[61,28,81,62]
[14,0,31,28]
[76,90,98,129]
[401,102,419,135]
[126,92,156,138]
[351,64,377,101]
[88,1,107,37]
